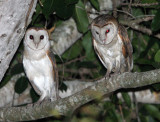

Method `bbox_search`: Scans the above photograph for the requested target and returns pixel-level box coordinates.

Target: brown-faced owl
[91,14,133,77]
[23,27,59,103]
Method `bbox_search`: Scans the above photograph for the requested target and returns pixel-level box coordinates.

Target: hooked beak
[34,43,39,49]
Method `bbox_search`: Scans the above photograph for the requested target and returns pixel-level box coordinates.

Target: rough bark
[0,0,37,82]
[0,69,160,121]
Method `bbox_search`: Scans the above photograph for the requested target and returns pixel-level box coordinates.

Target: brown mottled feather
[122,45,127,58]
[47,51,59,99]
[118,24,133,67]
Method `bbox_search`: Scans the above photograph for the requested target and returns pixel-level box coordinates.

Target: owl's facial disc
[92,23,117,45]
[25,29,49,51]
[29,34,45,49]
[101,23,117,45]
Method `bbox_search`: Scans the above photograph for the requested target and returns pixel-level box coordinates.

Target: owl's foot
[105,71,111,80]
[27,103,34,107]
[110,72,120,77]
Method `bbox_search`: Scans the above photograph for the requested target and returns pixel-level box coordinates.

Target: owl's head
[24,28,50,51]
[91,14,118,45]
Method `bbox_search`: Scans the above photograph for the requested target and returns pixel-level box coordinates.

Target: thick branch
[0,0,37,82]
[1,69,160,121]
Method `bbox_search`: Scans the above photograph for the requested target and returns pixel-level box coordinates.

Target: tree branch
[1,69,160,121]
[119,17,160,39]
[0,0,37,82]
[121,2,159,7]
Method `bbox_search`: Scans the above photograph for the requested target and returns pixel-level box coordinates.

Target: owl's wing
[118,24,133,70]
[47,51,59,99]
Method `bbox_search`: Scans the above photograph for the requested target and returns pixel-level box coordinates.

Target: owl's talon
[105,71,110,80]
[27,103,34,107]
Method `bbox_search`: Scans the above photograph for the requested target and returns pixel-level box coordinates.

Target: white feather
[23,53,56,100]
[23,28,57,102]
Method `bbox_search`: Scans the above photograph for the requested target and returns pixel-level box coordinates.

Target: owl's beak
[34,43,39,49]
[35,43,38,48]
[34,40,41,48]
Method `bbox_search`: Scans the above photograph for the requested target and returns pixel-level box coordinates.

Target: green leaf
[105,117,115,122]
[132,8,143,17]
[11,63,24,75]
[0,75,11,88]
[15,77,28,94]
[42,0,55,19]
[59,81,68,92]
[152,62,160,68]
[140,115,153,122]
[122,92,131,108]
[152,83,160,91]
[134,58,152,65]
[54,0,75,19]
[144,104,160,120]
[141,0,158,3]
[152,9,160,31]
[154,50,160,62]
[108,109,123,122]
[82,31,96,61]
[65,0,79,5]
[62,40,83,60]
[31,0,45,25]
[30,88,40,103]
[122,108,131,119]
[90,0,100,11]
[73,0,89,33]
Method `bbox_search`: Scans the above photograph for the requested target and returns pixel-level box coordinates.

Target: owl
[23,27,59,103]
[91,14,133,77]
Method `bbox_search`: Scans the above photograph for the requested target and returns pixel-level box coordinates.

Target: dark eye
[106,29,110,34]
[29,35,34,40]
[40,35,44,39]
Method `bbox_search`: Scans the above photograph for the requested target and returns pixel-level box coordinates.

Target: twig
[128,0,133,13]
[119,18,160,39]
[38,0,43,7]
[119,105,126,122]
[133,93,140,122]
[113,0,117,18]
[63,56,86,66]
[131,16,154,24]
[116,10,135,19]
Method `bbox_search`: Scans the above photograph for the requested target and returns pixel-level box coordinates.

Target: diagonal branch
[1,69,160,121]
[119,18,160,39]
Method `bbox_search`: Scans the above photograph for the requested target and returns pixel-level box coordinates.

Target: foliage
[1,0,160,121]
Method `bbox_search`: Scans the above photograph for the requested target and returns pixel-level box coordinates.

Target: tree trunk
[0,0,37,82]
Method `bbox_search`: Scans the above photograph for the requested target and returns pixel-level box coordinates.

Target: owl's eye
[106,29,110,34]
[29,35,34,40]
[40,35,44,40]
